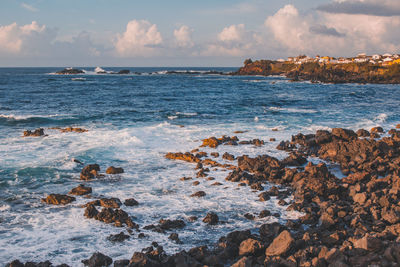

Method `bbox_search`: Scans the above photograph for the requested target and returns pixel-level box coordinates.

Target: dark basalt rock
[41,194,76,205]
[68,184,92,196]
[86,207,138,228]
[124,198,139,206]
[203,212,219,225]
[56,68,84,75]
[82,252,112,267]
[23,128,45,137]
[117,69,130,74]
[169,233,183,244]
[80,164,101,180]
[190,191,206,197]
[159,218,186,230]
[222,152,235,161]
[107,231,130,242]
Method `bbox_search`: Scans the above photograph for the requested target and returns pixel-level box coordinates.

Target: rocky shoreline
[233,59,400,84]
[7,125,400,266]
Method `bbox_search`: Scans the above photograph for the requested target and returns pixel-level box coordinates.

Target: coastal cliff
[234,59,400,84]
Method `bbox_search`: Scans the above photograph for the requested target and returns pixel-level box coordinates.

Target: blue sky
[0,0,399,66]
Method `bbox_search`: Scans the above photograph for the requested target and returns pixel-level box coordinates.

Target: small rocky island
[234,53,400,84]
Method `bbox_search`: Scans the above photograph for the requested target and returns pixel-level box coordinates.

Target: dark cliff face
[234,59,400,84]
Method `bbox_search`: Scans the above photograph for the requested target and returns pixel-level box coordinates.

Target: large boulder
[331,128,357,141]
[265,230,294,256]
[239,238,264,256]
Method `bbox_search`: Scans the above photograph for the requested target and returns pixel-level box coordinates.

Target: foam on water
[2,68,400,265]
[0,121,301,264]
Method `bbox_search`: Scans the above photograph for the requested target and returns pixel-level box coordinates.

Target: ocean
[1,67,400,265]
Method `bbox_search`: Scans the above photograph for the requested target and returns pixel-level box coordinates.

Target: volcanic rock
[203,212,219,225]
[68,184,92,196]
[41,194,76,205]
[124,198,139,206]
[265,230,294,256]
[105,166,124,174]
[82,252,112,267]
[23,128,45,137]
[80,164,101,180]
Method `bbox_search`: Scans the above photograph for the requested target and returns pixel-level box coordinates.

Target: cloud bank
[114,20,163,57]
[0,0,400,66]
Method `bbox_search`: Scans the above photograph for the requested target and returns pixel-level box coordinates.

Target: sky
[0,0,400,67]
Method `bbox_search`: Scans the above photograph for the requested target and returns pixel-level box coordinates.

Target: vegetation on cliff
[234,59,400,84]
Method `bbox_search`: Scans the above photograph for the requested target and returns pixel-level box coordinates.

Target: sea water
[1,67,400,265]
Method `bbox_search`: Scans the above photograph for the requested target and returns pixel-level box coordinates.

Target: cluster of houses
[278,53,400,66]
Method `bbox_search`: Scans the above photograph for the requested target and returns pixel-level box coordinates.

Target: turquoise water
[1,67,400,265]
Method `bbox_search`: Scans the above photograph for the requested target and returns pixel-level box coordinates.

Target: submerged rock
[23,128,45,137]
[106,166,124,174]
[203,212,219,225]
[41,194,76,205]
[190,191,206,197]
[107,232,130,242]
[124,198,139,206]
[50,127,88,133]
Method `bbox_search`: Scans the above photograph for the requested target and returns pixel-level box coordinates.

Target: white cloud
[200,24,262,57]
[114,20,163,57]
[21,3,38,12]
[0,21,52,55]
[218,24,246,42]
[173,25,194,48]
[264,4,400,56]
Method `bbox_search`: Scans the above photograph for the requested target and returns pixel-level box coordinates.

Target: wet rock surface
[105,166,124,174]
[55,68,84,74]
[68,184,92,196]
[80,164,101,180]
[17,126,400,266]
[50,127,88,133]
[23,128,45,137]
[41,194,76,205]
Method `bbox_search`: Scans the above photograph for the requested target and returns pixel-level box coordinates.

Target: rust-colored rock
[165,152,201,163]
[68,184,92,196]
[106,166,124,174]
[23,128,45,137]
[41,194,76,205]
[265,230,294,256]
[239,238,264,256]
[50,127,88,133]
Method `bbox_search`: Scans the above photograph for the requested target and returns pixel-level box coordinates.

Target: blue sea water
[1,67,400,265]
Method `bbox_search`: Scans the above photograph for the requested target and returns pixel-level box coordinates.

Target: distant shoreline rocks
[55,68,84,75]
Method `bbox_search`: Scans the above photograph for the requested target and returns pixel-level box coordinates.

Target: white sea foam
[175,112,198,116]
[268,107,318,114]
[94,67,106,73]
[0,121,305,265]
[0,113,67,121]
